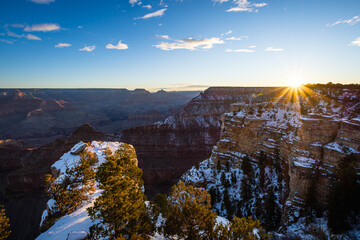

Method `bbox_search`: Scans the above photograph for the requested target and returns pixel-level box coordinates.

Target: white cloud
[24,23,61,32]
[226,36,242,40]
[142,4,152,9]
[328,16,360,27]
[265,47,283,52]
[154,37,224,51]
[225,30,232,35]
[26,34,41,40]
[214,0,268,13]
[55,43,72,48]
[29,0,55,4]
[129,0,141,6]
[349,37,360,47]
[106,41,128,50]
[226,48,254,52]
[136,8,167,19]
[79,45,96,52]
[0,39,14,44]
[155,34,170,40]
[248,45,256,48]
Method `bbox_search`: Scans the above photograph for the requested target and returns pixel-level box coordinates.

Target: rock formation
[121,87,283,197]
[181,86,360,236]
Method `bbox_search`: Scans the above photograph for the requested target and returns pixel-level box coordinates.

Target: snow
[37,141,129,240]
[36,190,101,240]
[292,156,316,169]
[66,231,89,240]
[325,142,359,154]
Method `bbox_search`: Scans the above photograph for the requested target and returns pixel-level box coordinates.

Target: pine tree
[229,216,269,240]
[304,163,320,223]
[258,151,266,190]
[263,187,280,231]
[88,151,154,239]
[0,205,10,240]
[241,156,253,211]
[217,160,222,172]
[163,181,217,240]
[327,154,360,233]
[43,151,98,229]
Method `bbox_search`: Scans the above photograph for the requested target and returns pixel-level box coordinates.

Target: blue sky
[0,0,359,90]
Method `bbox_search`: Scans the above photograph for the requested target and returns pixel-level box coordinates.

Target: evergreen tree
[327,154,360,233]
[152,193,169,218]
[0,205,10,240]
[217,160,222,172]
[223,189,233,219]
[241,156,253,210]
[163,181,217,240]
[88,151,154,239]
[304,163,320,223]
[225,161,230,172]
[263,187,280,231]
[258,151,266,190]
[229,216,269,240]
[43,151,97,229]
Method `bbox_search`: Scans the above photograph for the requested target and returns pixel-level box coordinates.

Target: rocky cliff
[121,87,282,197]
[0,124,114,240]
[0,89,197,146]
[181,86,360,237]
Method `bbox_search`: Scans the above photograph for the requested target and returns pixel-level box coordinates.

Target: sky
[0,0,359,91]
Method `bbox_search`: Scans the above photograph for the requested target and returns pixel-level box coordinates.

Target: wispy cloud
[129,0,141,6]
[106,41,128,50]
[79,45,96,52]
[55,43,72,48]
[226,36,242,40]
[226,48,254,53]
[214,0,268,13]
[265,47,283,52]
[136,8,167,20]
[26,34,41,40]
[142,4,152,9]
[349,37,360,47]
[0,39,14,44]
[155,34,170,40]
[6,31,41,41]
[249,45,256,48]
[29,0,55,4]
[327,16,360,27]
[24,23,61,32]
[154,36,224,51]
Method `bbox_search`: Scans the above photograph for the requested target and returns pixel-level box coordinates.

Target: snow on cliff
[36,141,127,240]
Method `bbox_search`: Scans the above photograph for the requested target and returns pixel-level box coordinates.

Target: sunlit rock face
[121,87,283,197]
[182,86,360,225]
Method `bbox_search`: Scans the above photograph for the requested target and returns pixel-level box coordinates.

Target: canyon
[181,85,360,237]
[0,89,198,146]
[0,85,359,239]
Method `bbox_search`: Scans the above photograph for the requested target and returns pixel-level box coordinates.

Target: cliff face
[121,87,281,197]
[0,124,114,240]
[0,89,197,146]
[181,86,360,235]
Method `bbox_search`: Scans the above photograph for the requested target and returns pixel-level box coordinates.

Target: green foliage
[162,181,217,240]
[263,187,280,231]
[216,160,222,172]
[87,151,154,240]
[241,156,254,208]
[43,151,97,230]
[229,216,269,240]
[152,193,169,218]
[327,154,360,233]
[0,205,10,240]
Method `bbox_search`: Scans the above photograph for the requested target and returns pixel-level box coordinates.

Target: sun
[289,76,303,88]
